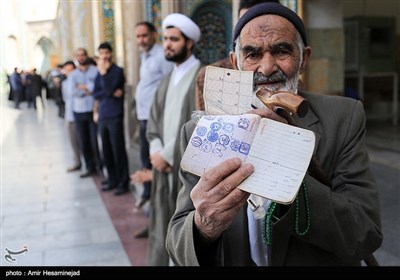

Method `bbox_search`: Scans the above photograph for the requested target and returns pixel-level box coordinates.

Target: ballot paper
[181,114,315,204]
[203,66,257,114]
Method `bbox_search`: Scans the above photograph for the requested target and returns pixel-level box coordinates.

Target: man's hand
[150,152,172,173]
[77,84,90,95]
[191,158,254,241]
[93,111,99,123]
[97,58,111,75]
[77,84,87,91]
[113,88,123,98]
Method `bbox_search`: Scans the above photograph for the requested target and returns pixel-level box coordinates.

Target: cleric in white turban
[162,13,201,43]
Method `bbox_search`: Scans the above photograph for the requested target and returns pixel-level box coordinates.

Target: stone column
[161,0,180,20]
[232,0,240,27]
[113,0,125,67]
[70,1,92,54]
[121,0,145,148]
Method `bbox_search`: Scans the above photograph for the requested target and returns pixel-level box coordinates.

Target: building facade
[2,0,399,142]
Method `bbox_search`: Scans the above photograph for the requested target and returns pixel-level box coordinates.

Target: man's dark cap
[232,2,308,50]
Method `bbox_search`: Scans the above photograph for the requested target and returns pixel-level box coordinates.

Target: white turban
[162,13,201,43]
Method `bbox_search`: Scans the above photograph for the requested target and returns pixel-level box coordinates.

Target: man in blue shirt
[69,48,102,178]
[93,42,130,196]
[132,22,173,209]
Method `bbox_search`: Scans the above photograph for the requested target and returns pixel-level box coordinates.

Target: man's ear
[229,51,239,70]
[187,39,194,52]
[299,46,311,74]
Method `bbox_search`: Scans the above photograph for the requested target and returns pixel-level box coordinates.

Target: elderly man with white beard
[166,2,382,266]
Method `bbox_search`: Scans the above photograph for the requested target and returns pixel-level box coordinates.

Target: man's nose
[163,39,171,48]
[257,53,278,77]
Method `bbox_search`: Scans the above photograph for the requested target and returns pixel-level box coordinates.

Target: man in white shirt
[61,61,81,172]
[146,13,202,266]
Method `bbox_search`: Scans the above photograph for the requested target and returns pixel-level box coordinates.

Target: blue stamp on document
[191,136,203,147]
[196,126,207,137]
[204,116,216,121]
[217,117,225,123]
[239,142,251,155]
[207,131,219,142]
[218,134,230,146]
[238,118,250,130]
[200,139,213,153]
[210,122,222,131]
[212,144,226,157]
[222,122,234,133]
[230,139,240,152]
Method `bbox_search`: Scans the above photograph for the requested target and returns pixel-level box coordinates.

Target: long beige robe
[146,64,201,266]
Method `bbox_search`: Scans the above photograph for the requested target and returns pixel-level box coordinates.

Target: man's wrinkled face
[135,25,156,52]
[163,27,191,64]
[234,15,304,93]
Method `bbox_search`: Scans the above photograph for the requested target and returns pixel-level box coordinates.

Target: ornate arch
[190,1,232,65]
[36,36,55,73]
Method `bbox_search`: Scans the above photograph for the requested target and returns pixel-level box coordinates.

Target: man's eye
[272,46,292,59]
[245,52,261,60]
[275,51,290,58]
